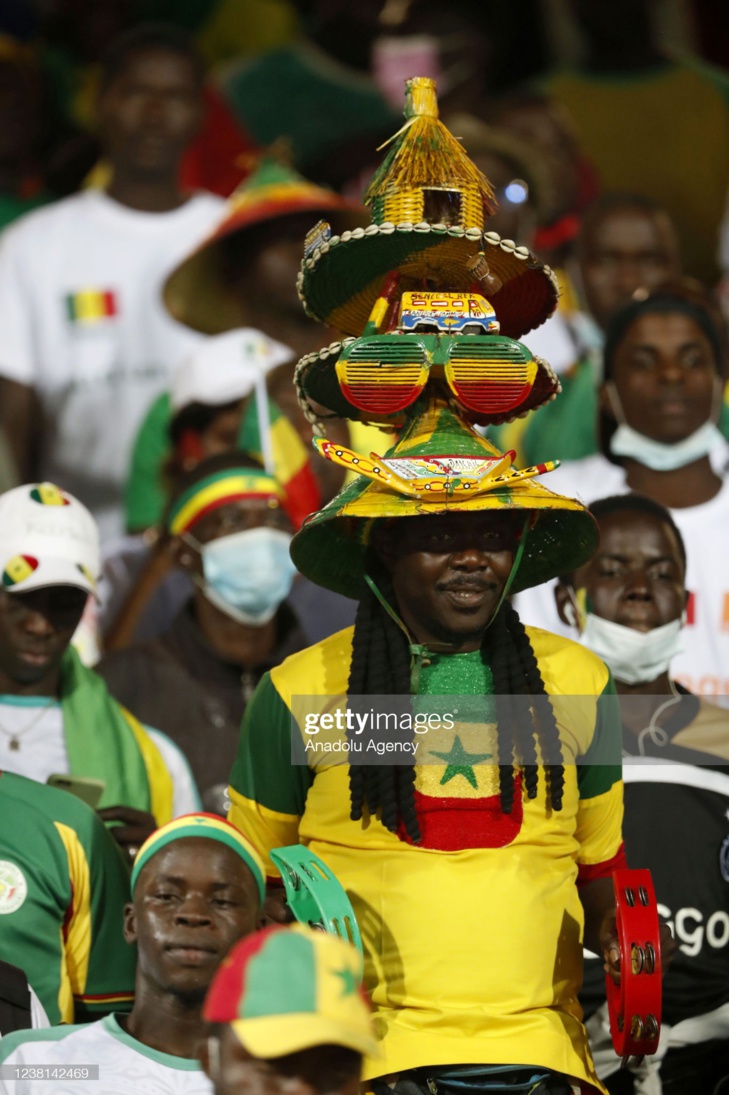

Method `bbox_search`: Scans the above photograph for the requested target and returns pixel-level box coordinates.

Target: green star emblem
[333,965,358,996]
[430,734,492,789]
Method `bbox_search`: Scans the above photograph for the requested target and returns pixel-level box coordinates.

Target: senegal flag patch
[3,554,39,587]
[65,289,117,324]
[30,484,70,506]
[404,718,525,851]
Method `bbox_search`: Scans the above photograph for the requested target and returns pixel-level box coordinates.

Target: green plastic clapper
[270,844,363,956]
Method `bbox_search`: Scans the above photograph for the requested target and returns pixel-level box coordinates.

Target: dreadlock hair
[347,569,564,844]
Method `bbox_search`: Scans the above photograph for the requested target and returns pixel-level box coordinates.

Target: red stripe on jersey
[577,842,627,887]
[399,776,525,850]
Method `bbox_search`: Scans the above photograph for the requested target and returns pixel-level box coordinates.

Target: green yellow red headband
[131,813,266,902]
[167,468,286,536]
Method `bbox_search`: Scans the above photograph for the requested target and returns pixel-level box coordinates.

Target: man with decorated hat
[0,813,265,1094]
[227,79,632,1095]
[201,924,377,1095]
[228,401,626,1094]
[0,481,199,859]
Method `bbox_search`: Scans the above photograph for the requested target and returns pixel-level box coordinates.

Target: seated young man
[555,493,729,1094]
[0,814,265,1094]
[202,924,377,1095]
[0,482,200,859]
[102,326,302,646]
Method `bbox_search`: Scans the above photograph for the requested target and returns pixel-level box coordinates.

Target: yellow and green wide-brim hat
[291,399,597,598]
[164,158,370,335]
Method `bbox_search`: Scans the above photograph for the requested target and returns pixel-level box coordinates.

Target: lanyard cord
[363,573,431,693]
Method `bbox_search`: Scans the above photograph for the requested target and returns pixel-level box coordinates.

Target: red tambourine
[606,869,662,1061]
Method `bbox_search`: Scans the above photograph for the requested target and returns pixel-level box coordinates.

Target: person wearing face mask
[554,494,729,1095]
[98,453,307,815]
[490,195,688,469]
[515,290,729,703]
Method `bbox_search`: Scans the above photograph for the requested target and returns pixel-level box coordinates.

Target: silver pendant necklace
[0,701,56,751]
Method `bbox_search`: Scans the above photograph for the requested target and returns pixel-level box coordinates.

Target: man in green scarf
[0,482,199,859]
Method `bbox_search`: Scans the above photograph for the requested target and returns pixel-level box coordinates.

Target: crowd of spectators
[0,2,728,1094]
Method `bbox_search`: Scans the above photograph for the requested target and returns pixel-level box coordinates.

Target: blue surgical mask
[191,527,297,626]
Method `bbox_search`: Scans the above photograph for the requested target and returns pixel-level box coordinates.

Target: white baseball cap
[0,483,99,598]
[170,328,295,413]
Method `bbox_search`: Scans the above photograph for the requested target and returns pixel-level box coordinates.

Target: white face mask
[609,420,725,471]
[606,380,724,471]
[186,527,297,626]
[578,612,684,685]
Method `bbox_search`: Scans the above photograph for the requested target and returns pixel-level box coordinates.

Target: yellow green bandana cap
[167,468,285,536]
[131,813,266,902]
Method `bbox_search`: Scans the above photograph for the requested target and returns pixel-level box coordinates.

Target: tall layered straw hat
[296,78,559,342]
[290,397,597,598]
[164,157,370,335]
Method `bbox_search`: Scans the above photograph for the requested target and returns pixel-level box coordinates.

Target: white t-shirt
[0,189,224,542]
[526,311,579,376]
[516,454,729,701]
[0,695,200,816]
[0,1014,212,1094]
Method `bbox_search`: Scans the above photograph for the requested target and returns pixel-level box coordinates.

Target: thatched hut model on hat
[228,76,630,1095]
[294,78,563,430]
[290,76,588,542]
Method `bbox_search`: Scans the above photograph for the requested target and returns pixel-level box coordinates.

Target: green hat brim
[298,225,558,341]
[290,472,597,598]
